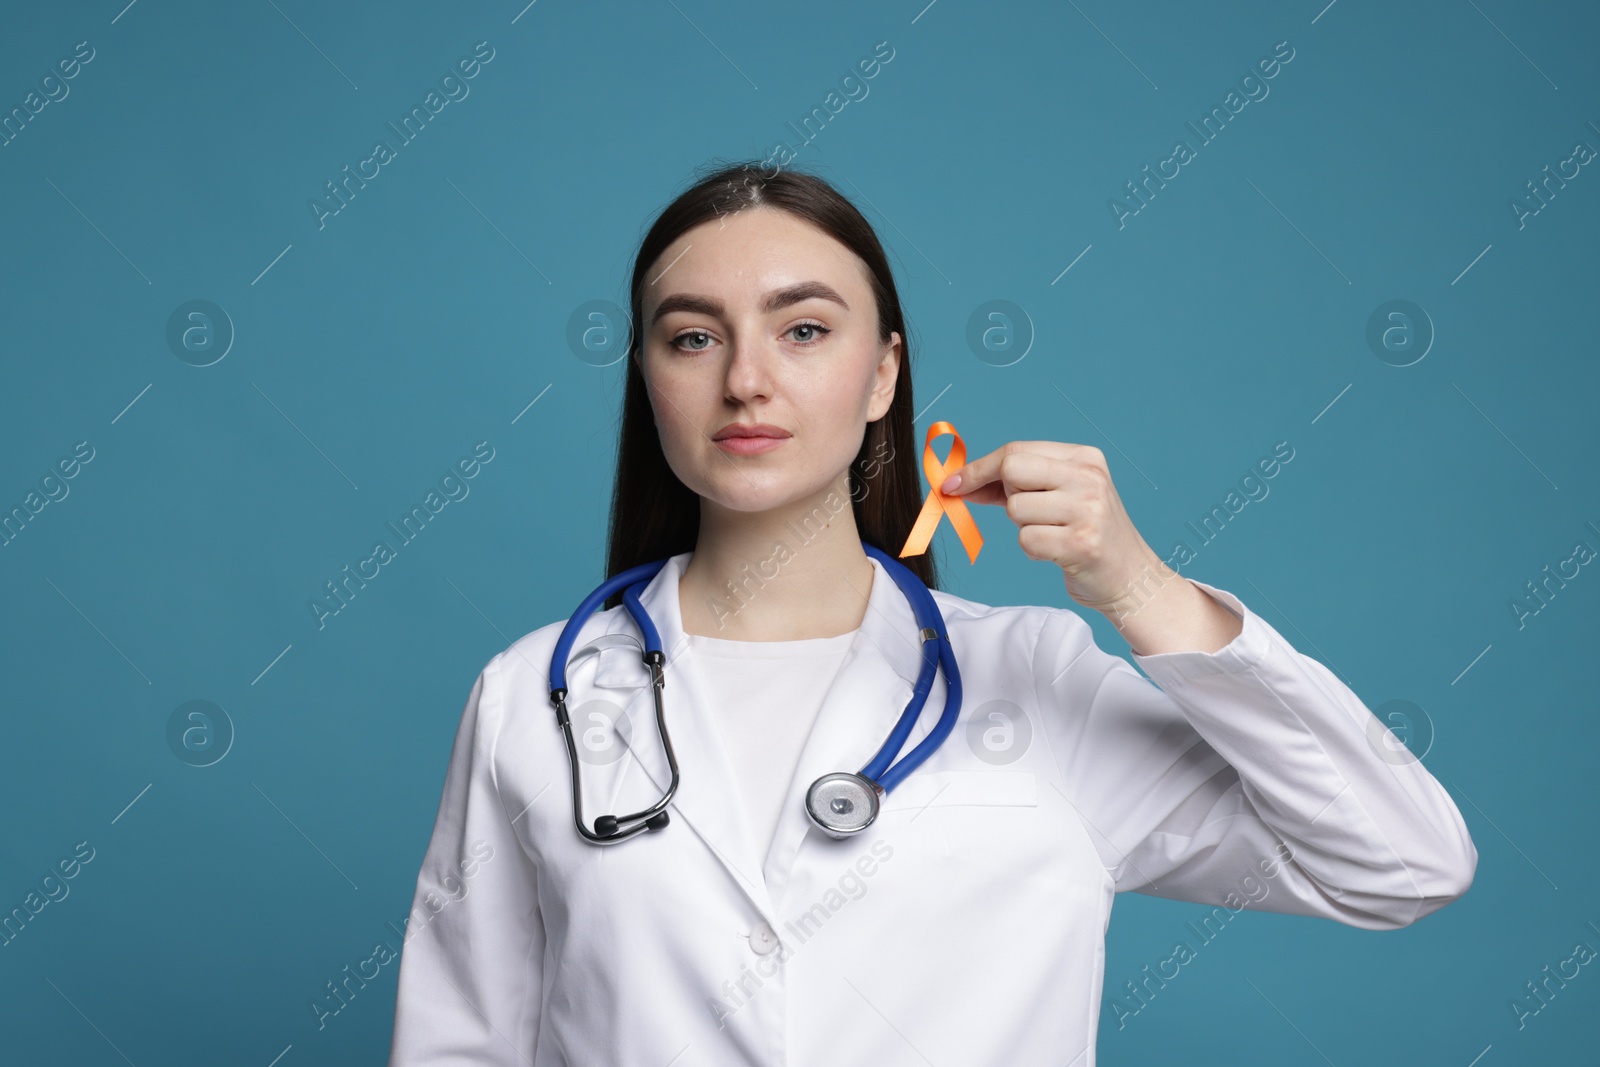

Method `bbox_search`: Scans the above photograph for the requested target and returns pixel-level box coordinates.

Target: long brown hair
[603,159,939,608]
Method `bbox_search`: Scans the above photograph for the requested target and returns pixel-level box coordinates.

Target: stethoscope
[547,541,962,845]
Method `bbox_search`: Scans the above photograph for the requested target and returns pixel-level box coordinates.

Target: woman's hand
[939,440,1162,614]
[940,440,1242,654]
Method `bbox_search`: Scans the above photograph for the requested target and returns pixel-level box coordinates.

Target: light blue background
[1,1,1595,1063]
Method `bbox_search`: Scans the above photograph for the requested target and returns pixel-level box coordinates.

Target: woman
[387,161,1477,1065]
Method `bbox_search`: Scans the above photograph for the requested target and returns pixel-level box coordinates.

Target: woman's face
[637,205,901,515]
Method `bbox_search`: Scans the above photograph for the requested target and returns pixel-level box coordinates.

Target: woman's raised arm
[1032,579,1477,930]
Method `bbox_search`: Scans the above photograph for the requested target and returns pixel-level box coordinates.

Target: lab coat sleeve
[1032,578,1477,931]
[389,654,546,1065]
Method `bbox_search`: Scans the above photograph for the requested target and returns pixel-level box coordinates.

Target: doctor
[388,162,1477,1065]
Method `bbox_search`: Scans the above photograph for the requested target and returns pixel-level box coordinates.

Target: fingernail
[940,473,961,493]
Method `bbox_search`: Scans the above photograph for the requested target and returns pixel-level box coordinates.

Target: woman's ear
[867,331,902,421]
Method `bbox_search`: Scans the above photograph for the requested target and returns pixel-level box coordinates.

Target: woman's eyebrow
[648,281,850,328]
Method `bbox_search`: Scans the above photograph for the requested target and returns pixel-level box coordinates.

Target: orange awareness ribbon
[898,420,984,564]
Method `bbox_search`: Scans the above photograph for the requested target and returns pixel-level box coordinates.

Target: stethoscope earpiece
[594,811,670,839]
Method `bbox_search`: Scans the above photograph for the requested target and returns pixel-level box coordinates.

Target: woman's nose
[721,332,775,399]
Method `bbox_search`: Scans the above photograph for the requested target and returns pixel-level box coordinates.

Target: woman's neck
[677,484,874,641]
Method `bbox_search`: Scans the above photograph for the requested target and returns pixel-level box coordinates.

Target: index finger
[940,440,1093,494]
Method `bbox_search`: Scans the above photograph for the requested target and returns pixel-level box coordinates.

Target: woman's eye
[671,329,714,352]
[669,322,829,351]
[787,322,831,345]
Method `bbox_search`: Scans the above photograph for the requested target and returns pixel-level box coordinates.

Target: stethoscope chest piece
[805,772,882,838]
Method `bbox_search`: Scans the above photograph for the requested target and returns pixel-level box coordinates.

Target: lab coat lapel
[597,553,776,919]
[760,555,930,903]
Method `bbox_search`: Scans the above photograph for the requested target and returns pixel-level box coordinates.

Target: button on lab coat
[387,551,1477,1065]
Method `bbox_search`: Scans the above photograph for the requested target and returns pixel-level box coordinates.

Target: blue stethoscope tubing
[547,541,962,844]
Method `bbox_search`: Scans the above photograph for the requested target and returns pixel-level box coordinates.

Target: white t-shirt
[683,628,857,870]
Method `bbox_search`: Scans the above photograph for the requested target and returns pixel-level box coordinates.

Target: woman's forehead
[645,212,870,311]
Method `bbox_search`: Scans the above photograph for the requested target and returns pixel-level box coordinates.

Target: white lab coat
[387,550,1476,1066]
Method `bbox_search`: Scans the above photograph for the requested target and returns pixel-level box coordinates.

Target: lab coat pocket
[873,770,1041,867]
[879,769,1037,811]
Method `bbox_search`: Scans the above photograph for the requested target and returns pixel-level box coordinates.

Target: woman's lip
[714,435,787,455]
[713,424,790,440]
